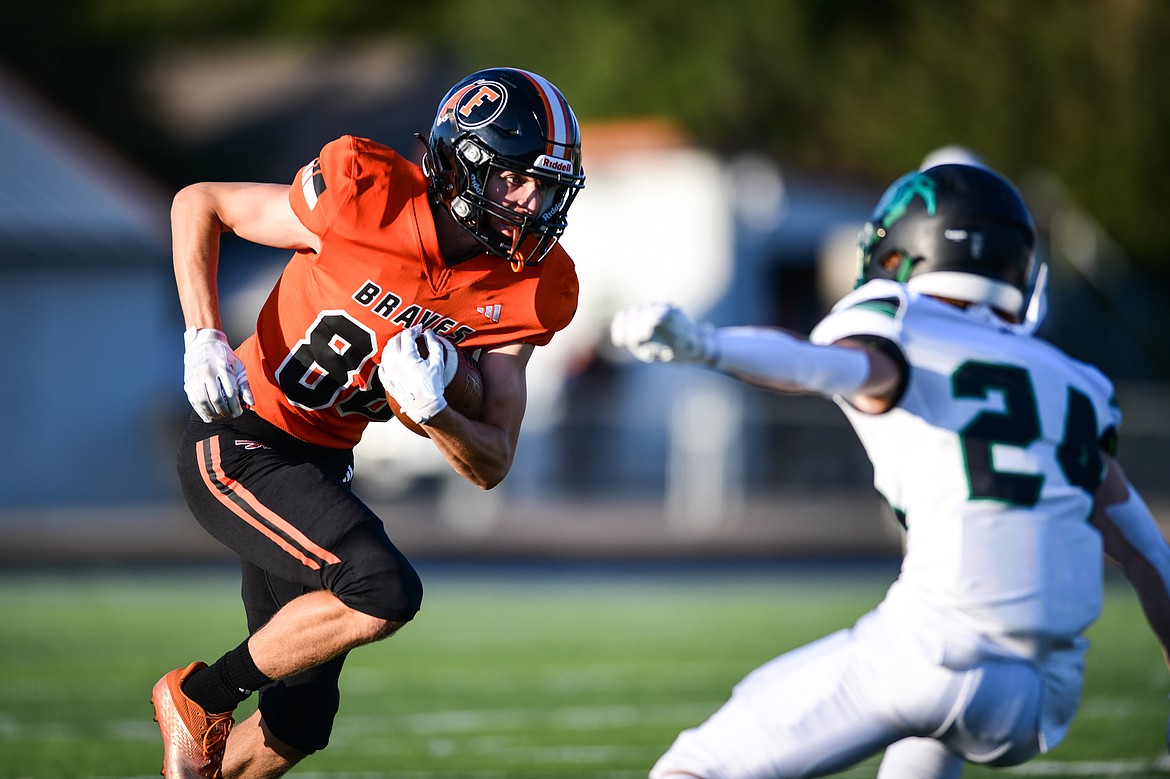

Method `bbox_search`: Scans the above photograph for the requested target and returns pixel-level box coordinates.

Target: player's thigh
[651,625,902,779]
[180,435,349,579]
[179,426,422,620]
[875,624,1045,766]
[1031,640,1087,754]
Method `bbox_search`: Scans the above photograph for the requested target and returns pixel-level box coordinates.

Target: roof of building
[0,67,169,269]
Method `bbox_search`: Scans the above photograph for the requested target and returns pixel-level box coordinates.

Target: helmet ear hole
[879,251,903,273]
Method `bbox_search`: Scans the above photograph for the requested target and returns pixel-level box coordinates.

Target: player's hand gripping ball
[380,327,484,437]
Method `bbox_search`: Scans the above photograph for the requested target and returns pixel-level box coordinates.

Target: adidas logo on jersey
[477,304,501,323]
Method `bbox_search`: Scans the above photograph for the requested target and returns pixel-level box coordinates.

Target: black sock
[181,640,274,714]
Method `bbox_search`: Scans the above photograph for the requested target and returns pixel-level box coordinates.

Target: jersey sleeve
[289,135,360,237]
[530,247,579,345]
[810,279,907,346]
[1076,358,1123,443]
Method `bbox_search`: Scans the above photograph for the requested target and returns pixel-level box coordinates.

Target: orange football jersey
[234,135,579,449]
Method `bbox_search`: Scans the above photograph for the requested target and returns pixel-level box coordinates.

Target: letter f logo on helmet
[437,80,508,130]
[457,84,505,125]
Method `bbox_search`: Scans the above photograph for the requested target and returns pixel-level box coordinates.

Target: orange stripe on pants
[197,436,342,570]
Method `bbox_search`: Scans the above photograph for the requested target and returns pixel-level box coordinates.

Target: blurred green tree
[1,0,1166,274]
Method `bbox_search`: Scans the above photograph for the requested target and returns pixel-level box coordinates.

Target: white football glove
[610,303,715,364]
[379,327,457,426]
[183,327,254,423]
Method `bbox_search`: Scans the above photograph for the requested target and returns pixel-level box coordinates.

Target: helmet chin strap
[1017,262,1049,335]
[507,229,526,272]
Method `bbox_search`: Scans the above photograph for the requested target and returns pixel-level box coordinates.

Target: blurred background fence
[2,1,1168,563]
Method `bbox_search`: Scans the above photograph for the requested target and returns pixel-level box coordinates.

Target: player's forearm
[422,344,529,488]
[424,375,524,489]
[710,327,908,412]
[1095,469,1170,665]
[712,327,869,395]
[425,413,517,490]
[1108,538,1170,667]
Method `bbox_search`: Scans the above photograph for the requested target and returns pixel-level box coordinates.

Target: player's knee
[351,611,408,644]
[329,558,424,627]
[944,660,1043,766]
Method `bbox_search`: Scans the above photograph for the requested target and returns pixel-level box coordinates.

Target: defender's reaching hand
[610,303,715,364]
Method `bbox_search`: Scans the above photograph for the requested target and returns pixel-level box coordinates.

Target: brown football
[386,337,484,437]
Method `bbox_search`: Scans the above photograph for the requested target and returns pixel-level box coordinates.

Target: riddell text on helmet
[535,155,574,174]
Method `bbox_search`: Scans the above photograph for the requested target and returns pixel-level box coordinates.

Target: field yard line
[326,701,719,739]
[288,774,647,779]
[334,701,720,735]
[90,763,1170,779]
[1006,757,1170,776]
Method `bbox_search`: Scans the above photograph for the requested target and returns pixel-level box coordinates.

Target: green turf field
[1,562,1167,778]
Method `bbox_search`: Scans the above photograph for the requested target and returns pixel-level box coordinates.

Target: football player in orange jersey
[153,67,585,778]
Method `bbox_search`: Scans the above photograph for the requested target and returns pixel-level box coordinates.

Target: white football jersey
[811,280,1121,659]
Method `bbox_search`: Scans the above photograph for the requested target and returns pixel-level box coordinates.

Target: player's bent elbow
[171,181,210,209]
[171,183,227,231]
[467,455,514,491]
[170,184,198,222]
[470,468,508,491]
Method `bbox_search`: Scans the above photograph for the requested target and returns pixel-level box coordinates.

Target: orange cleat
[151,662,235,778]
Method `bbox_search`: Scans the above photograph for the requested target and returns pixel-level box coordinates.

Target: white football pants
[649,609,1083,779]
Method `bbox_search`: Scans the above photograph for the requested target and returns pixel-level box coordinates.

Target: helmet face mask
[425,68,585,268]
[855,164,1036,315]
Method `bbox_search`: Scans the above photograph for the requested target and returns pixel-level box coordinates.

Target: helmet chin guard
[907,272,1024,314]
[856,164,1036,317]
[423,68,586,268]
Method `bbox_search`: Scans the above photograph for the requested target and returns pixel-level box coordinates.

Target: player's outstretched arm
[1092,455,1170,668]
[1093,455,1170,752]
[610,302,903,412]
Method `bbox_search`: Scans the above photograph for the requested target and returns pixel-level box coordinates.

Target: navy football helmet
[856,163,1036,315]
[423,67,585,269]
